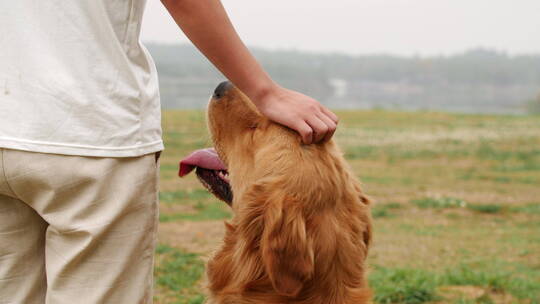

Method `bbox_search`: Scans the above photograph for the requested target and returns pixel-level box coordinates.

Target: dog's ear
[261,196,314,297]
[238,182,314,297]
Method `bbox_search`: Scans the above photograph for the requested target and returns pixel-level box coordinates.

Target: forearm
[160,0,277,103]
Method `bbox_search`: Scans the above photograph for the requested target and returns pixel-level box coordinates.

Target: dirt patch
[160,203,198,215]
[158,220,226,259]
[160,176,203,192]
[438,285,516,304]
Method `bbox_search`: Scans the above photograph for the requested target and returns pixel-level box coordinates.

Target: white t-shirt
[0,0,163,157]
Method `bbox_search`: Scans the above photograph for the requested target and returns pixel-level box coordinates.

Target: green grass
[511,203,540,215]
[372,202,404,218]
[160,189,212,203]
[467,204,503,214]
[441,264,540,302]
[411,197,468,209]
[155,110,540,303]
[154,244,206,304]
[369,267,439,304]
[370,263,540,303]
[412,198,517,215]
[372,207,391,218]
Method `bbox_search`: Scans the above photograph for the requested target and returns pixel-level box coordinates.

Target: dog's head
[179,81,303,208]
[206,81,266,165]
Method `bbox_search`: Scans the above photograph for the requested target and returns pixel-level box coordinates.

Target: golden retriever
[179,81,372,304]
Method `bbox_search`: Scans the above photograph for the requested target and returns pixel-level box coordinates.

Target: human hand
[254,85,339,144]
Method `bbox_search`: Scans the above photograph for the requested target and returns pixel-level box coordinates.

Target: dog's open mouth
[179,148,233,205]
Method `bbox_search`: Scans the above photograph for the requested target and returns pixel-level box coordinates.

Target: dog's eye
[249,123,258,129]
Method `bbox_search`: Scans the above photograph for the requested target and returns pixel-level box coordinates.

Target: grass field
[154,110,540,304]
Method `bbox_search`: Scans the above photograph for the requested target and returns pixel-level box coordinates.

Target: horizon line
[142,41,540,58]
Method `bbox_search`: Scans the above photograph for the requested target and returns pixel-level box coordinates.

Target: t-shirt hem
[0,138,164,158]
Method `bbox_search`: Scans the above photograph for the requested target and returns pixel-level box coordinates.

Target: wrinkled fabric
[0,148,159,303]
[0,0,163,157]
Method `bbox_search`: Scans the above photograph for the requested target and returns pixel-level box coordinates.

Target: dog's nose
[213,81,232,99]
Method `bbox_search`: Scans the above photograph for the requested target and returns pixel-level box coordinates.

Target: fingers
[306,116,329,143]
[317,105,338,143]
[300,105,338,144]
[317,112,337,143]
[321,106,339,124]
[255,85,339,144]
[295,120,314,144]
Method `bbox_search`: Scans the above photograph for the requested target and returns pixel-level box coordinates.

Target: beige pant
[0,149,160,304]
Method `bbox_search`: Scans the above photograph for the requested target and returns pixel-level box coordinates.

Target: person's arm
[160,0,338,144]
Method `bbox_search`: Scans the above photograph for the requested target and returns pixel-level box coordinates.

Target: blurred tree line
[528,94,540,114]
[146,44,540,114]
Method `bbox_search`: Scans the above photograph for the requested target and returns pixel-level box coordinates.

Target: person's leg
[3,150,160,304]
[0,150,48,304]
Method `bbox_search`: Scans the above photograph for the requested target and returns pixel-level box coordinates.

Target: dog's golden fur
[205,85,372,304]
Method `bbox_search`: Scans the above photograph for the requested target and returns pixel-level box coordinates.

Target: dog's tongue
[179,148,226,177]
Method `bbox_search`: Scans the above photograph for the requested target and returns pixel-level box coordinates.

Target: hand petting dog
[162,0,338,145]
[252,84,339,144]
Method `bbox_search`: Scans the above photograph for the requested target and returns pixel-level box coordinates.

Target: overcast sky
[141,0,540,56]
